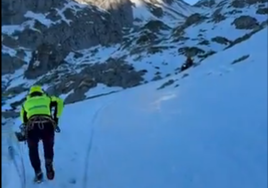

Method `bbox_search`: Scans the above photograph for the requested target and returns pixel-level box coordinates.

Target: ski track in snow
[1,5,267,188]
[15,94,120,188]
[82,97,120,188]
[2,124,27,188]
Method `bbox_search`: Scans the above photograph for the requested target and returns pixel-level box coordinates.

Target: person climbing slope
[180,55,194,72]
[20,85,64,182]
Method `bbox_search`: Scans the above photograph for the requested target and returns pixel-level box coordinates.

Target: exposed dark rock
[157,79,175,90]
[211,36,232,45]
[184,13,208,27]
[211,8,226,23]
[45,57,145,103]
[178,46,205,56]
[152,75,162,81]
[194,0,216,7]
[231,0,268,8]
[198,50,216,61]
[231,54,250,64]
[24,43,68,79]
[2,0,132,52]
[136,31,158,45]
[5,84,28,96]
[256,7,268,14]
[198,40,210,45]
[142,20,171,33]
[2,111,20,119]
[2,53,26,75]
[232,15,259,30]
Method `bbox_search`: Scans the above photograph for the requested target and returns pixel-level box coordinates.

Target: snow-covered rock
[1,0,267,108]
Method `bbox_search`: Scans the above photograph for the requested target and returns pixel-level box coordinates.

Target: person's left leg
[27,129,43,181]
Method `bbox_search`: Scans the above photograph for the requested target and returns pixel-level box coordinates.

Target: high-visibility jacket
[20,93,64,124]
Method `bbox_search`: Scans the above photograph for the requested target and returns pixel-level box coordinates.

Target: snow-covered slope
[131,0,198,26]
[2,24,267,188]
[2,0,267,110]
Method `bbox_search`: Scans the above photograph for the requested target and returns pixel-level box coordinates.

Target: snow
[59,84,122,101]
[131,0,198,26]
[23,2,84,27]
[2,44,32,63]
[132,0,155,21]
[2,123,25,188]
[185,5,268,42]
[3,0,266,101]
[185,19,249,41]
[126,49,181,81]
[3,68,36,91]
[24,11,54,27]
[2,1,89,37]
[2,45,18,56]
[2,26,267,188]
[1,19,43,35]
[60,90,74,100]
[2,25,24,35]
[54,1,94,25]
[2,91,28,111]
[66,45,120,66]
[85,84,123,98]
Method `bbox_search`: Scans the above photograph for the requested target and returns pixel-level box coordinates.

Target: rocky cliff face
[2,0,133,50]
[2,0,144,108]
[75,0,133,27]
[2,0,267,118]
[2,0,133,74]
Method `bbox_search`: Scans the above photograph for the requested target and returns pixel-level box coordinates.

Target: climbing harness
[26,116,57,131]
[17,116,60,143]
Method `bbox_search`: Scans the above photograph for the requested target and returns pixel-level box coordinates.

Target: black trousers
[26,121,55,173]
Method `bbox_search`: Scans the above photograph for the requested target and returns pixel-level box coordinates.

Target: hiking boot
[45,161,55,180]
[34,171,43,183]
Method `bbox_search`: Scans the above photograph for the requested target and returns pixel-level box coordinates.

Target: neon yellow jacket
[20,93,64,124]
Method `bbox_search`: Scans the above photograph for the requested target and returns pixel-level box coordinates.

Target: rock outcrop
[76,0,133,28]
[24,43,68,79]
[2,53,25,74]
[2,0,134,75]
[2,0,127,50]
[232,15,259,29]
[44,57,145,98]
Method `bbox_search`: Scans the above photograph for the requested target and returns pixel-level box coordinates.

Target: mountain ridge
[2,0,268,117]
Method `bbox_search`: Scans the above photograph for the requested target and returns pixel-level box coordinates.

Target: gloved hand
[15,131,26,142]
[53,117,61,133]
[55,126,61,133]
[19,123,26,131]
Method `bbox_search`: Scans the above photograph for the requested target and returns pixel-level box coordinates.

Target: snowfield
[131,0,198,26]
[2,26,267,188]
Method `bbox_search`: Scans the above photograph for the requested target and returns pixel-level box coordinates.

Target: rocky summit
[2,0,268,118]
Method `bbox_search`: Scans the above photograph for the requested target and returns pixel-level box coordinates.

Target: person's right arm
[50,96,64,123]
